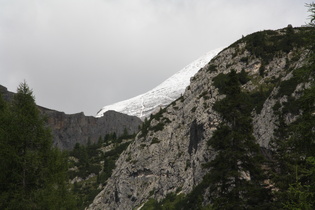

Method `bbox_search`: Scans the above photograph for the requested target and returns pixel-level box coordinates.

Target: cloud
[0,0,312,115]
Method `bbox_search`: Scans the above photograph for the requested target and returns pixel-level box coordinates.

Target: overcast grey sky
[0,0,312,115]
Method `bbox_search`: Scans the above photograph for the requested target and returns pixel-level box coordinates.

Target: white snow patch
[96,48,223,119]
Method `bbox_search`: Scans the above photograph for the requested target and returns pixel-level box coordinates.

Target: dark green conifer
[0,82,76,209]
[206,70,272,209]
[270,84,315,209]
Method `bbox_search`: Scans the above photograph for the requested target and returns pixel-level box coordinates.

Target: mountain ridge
[0,84,142,150]
[88,26,315,209]
[96,48,223,119]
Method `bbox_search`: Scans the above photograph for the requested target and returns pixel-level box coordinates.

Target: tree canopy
[0,82,76,209]
[307,2,315,26]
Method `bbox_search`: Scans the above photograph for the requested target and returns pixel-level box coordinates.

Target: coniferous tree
[206,70,272,209]
[307,2,315,26]
[0,82,76,209]
[270,84,315,209]
[0,93,15,208]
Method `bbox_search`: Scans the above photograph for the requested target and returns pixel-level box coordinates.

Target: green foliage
[275,66,314,116]
[185,160,191,170]
[151,122,165,132]
[213,69,272,114]
[208,70,272,209]
[143,26,315,210]
[283,181,314,209]
[179,176,209,210]
[139,26,315,210]
[229,27,315,68]
[240,56,249,64]
[212,70,250,94]
[259,62,266,77]
[238,69,250,84]
[272,101,281,112]
[270,73,315,209]
[0,82,76,209]
[278,67,312,97]
[140,118,150,137]
[207,64,217,72]
[249,84,273,114]
[141,193,186,210]
[212,73,229,94]
[151,137,160,144]
[141,198,160,210]
[104,132,117,143]
[306,2,315,26]
[199,91,210,100]
[69,143,102,179]
[241,27,307,63]
[69,133,132,209]
[165,70,273,209]
[276,157,315,209]
[139,107,169,137]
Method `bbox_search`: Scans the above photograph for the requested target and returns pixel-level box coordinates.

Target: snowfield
[96,48,223,119]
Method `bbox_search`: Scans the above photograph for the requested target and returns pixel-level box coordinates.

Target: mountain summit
[96,48,223,119]
[88,27,315,209]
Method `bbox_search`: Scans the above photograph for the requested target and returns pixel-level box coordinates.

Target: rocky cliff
[41,107,142,150]
[88,26,315,209]
[0,85,142,150]
[0,85,14,102]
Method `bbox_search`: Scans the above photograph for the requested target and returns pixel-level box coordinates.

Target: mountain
[41,108,142,150]
[88,26,315,209]
[0,85,142,150]
[96,48,223,119]
[0,85,15,102]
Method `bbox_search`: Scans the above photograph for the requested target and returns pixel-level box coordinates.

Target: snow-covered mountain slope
[96,48,223,119]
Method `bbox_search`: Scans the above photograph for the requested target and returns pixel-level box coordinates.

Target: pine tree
[307,2,315,26]
[0,82,76,209]
[0,92,15,207]
[206,70,271,209]
[270,84,315,208]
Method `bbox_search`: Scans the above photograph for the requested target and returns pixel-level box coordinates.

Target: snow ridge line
[95,47,223,119]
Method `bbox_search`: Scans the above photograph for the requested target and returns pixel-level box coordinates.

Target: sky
[0,0,313,116]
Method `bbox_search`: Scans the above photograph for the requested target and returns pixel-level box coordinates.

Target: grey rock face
[88,28,313,210]
[40,108,142,150]
[0,85,142,150]
[88,48,231,210]
[0,85,14,102]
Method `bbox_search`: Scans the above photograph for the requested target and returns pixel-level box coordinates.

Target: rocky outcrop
[0,85,14,102]
[88,27,314,209]
[40,107,142,150]
[88,46,227,210]
[0,85,142,150]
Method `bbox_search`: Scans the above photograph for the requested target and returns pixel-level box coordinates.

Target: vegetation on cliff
[1,4,315,210]
[68,132,135,209]
[140,25,315,210]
